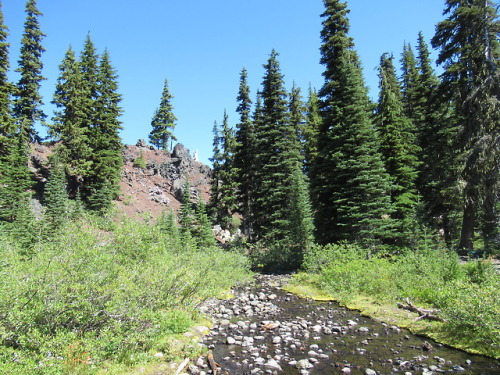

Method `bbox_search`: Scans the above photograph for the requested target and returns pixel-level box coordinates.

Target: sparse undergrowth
[293,242,500,359]
[0,214,251,374]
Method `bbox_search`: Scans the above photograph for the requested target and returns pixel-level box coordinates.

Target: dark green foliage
[408,33,460,246]
[84,49,123,213]
[400,42,420,120]
[149,79,177,150]
[432,0,500,252]
[375,53,420,242]
[193,199,216,248]
[7,195,39,255]
[0,3,14,147]
[303,86,321,174]
[43,161,68,232]
[51,38,123,214]
[12,0,46,143]
[234,68,256,234]
[209,120,222,217]
[311,0,393,246]
[0,136,32,223]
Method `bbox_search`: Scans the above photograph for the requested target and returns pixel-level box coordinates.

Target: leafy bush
[305,242,500,356]
[0,214,250,374]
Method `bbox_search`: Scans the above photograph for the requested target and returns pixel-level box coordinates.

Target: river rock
[264,358,282,371]
[296,359,314,369]
[365,369,377,375]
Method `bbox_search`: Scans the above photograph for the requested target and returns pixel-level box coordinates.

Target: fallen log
[397,298,446,322]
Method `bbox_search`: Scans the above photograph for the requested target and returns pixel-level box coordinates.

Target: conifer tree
[50,47,92,176]
[85,49,123,213]
[289,83,306,158]
[43,161,68,232]
[252,50,292,242]
[412,33,459,245]
[193,198,216,248]
[311,0,393,246]
[400,43,420,120]
[0,3,13,146]
[179,180,195,236]
[303,86,321,174]
[149,79,177,150]
[432,0,500,252]
[209,120,222,219]
[13,0,46,143]
[375,53,420,242]
[234,68,255,234]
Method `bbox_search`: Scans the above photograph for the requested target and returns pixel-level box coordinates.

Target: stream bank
[188,274,500,375]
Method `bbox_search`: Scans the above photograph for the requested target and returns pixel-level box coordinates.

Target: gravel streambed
[187,274,499,375]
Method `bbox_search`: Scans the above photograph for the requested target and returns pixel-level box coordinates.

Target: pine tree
[43,161,68,232]
[400,43,420,120]
[233,68,255,234]
[50,47,92,176]
[412,33,459,245]
[375,53,420,243]
[85,49,123,213]
[12,0,46,143]
[252,49,292,242]
[209,120,222,220]
[0,3,14,147]
[303,86,322,174]
[179,180,195,236]
[193,198,215,248]
[311,0,393,246]
[149,79,177,150]
[432,0,500,253]
[289,83,306,159]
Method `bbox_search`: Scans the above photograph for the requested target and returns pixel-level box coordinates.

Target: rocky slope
[30,140,212,219]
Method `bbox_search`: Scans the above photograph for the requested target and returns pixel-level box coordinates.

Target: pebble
[296,359,314,369]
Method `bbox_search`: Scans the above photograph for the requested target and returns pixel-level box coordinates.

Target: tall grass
[0,214,250,374]
[302,242,500,358]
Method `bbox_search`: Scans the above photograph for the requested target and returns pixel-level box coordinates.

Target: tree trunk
[458,198,475,253]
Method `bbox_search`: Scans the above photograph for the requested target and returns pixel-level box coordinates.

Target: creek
[191,274,499,375]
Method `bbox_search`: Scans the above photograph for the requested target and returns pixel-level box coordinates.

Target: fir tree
[289,83,306,159]
[432,0,500,252]
[149,79,177,150]
[303,86,322,174]
[193,198,216,249]
[233,68,255,234]
[412,33,459,245]
[0,3,14,147]
[252,50,292,242]
[50,47,92,176]
[12,0,46,143]
[43,161,68,232]
[85,49,123,213]
[375,53,420,243]
[179,180,195,237]
[209,120,222,220]
[400,42,420,120]
[311,0,393,246]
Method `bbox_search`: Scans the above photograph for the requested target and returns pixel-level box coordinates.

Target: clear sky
[3,0,446,165]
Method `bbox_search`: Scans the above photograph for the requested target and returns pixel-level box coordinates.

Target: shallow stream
[197,275,499,375]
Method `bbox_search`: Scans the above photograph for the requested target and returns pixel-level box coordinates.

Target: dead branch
[397,298,446,322]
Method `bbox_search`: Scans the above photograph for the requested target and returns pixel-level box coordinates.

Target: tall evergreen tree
[209,120,222,220]
[432,0,500,252]
[149,79,177,150]
[289,83,306,158]
[12,0,46,143]
[252,50,292,241]
[84,49,123,213]
[193,198,216,248]
[303,86,322,174]
[400,42,420,120]
[412,33,459,245]
[375,53,420,242]
[311,0,393,246]
[50,47,92,176]
[0,2,13,146]
[234,68,255,234]
[43,161,68,232]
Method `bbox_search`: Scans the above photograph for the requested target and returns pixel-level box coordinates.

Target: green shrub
[0,215,250,374]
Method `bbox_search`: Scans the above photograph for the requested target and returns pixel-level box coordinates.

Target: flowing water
[198,275,500,375]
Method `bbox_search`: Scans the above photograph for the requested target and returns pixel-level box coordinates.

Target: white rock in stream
[296,359,314,369]
[264,358,282,371]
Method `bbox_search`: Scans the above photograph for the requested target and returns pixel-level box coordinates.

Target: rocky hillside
[30,140,212,219]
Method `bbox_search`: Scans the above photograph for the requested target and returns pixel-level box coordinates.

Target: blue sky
[3,0,446,165]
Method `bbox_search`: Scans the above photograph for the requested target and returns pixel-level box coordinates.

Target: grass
[292,242,500,359]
